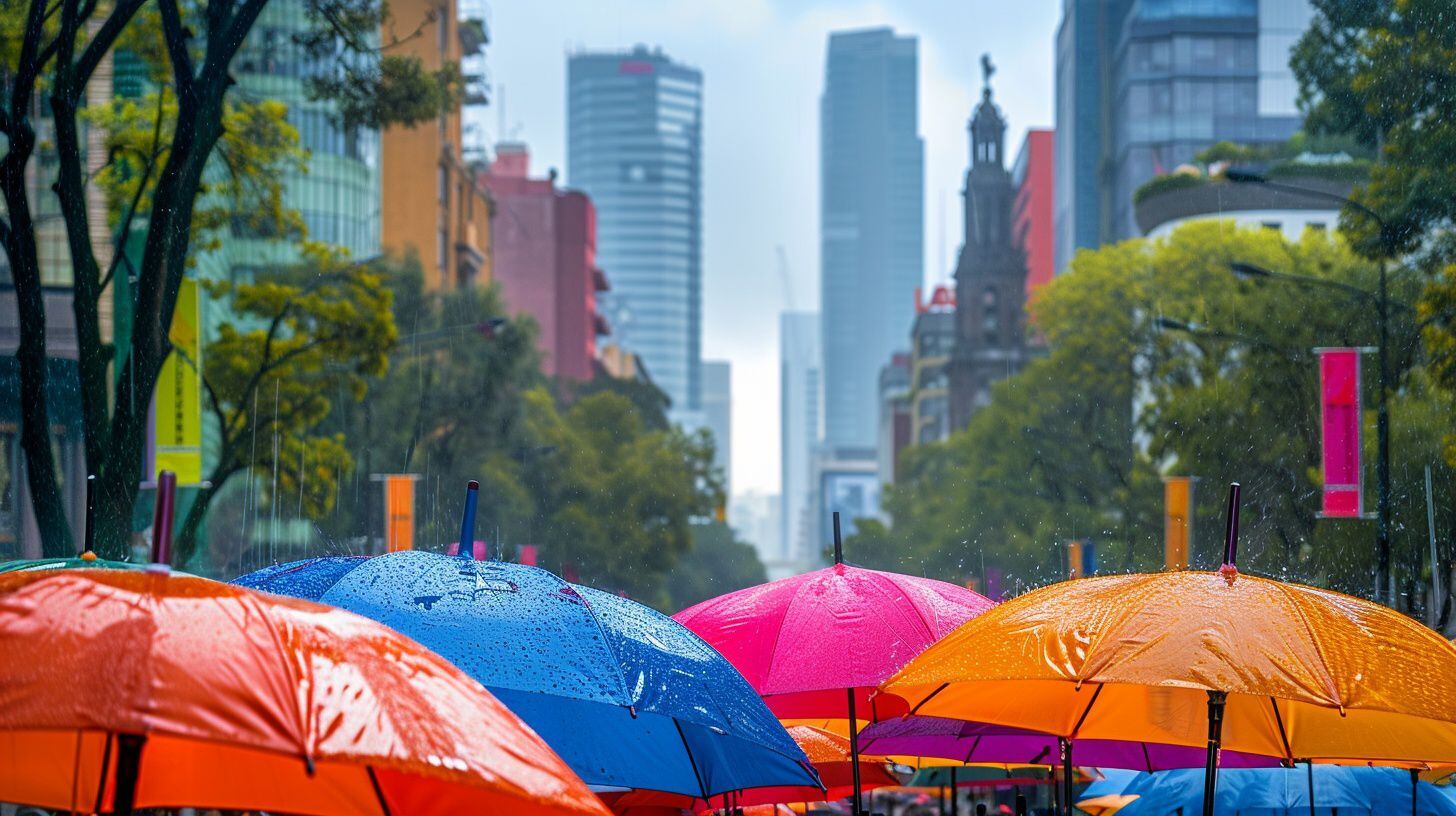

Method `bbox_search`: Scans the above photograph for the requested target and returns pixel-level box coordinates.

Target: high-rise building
[877,352,911,487]
[567,46,703,424]
[1054,0,1130,273]
[910,285,957,446]
[379,0,492,290]
[701,360,732,493]
[779,311,821,578]
[483,143,610,380]
[820,28,924,449]
[949,64,1030,430]
[1012,129,1056,297]
[1054,0,1311,267]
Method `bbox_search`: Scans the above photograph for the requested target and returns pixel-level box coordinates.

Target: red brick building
[483,143,610,380]
[1012,128,1055,297]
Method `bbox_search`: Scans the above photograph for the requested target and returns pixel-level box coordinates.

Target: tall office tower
[1054,0,1311,267]
[1054,0,1130,273]
[567,46,704,423]
[701,360,733,494]
[779,311,822,578]
[820,28,924,449]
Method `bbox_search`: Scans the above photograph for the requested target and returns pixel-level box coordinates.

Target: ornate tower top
[970,53,1006,169]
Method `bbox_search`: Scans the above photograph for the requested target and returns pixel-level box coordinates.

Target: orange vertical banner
[384,475,418,552]
[1164,476,1194,570]
[1066,541,1084,578]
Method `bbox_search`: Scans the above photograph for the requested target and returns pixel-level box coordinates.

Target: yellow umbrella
[884,490,1456,816]
[1076,793,1137,815]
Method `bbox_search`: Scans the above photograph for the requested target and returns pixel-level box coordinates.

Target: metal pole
[1307,760,1315,816]
[151,471,176,566]
[1412,768,1420,816]
[834,511,865,816]
[1427,465,1441,624]
[458,479,479,559]
[83,473,96,554]
[1202,690,1227,816]
[950,766,958,816]
[1377,256,1393,605]
[1065,737,1077,810]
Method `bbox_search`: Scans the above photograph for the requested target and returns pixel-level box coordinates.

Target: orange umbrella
[602,725,899,813]
[884,570,1456,811]
[0,568,609,816]
[1076,793,1137,815]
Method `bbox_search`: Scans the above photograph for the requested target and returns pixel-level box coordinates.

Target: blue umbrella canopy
[235,550,820,800]
[1108,766,1456,815]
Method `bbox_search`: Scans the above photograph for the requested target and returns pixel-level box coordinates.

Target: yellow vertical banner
[384,475,418,552]
[155,278,202,484]
[1164,476,1194,570]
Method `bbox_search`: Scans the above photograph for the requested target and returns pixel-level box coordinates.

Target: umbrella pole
[1060,736,1074,816]
[83,473,96,554]
[1307,760,1315,816]
[950,766,957,816]
[459,480,480,559]
[1412,768,1419,816]
[1202,690,1227,816]
[847,686,864,816]
[835,512,865,816]
[113,733,146,816]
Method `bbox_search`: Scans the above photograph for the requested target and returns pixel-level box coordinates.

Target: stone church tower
[949,56,1030,431]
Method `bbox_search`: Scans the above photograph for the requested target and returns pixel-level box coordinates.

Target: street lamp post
[1226,169,1396,604]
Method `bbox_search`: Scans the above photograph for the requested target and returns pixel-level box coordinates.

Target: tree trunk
[1,117,76,556]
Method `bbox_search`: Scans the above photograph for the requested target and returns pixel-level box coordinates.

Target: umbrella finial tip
[1218,563,1239,586]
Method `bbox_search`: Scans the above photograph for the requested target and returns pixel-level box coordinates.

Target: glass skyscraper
[820,28,923,449]
[567,46,703,419]
[1055,0,1310,265]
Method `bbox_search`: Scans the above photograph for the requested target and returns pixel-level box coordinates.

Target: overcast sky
[483,0,1060,497]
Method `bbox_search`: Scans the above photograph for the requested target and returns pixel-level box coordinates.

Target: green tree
[663,521,767,612]
[1291,0,1456,457]
[172,246,395,566]
[1,0,460,557]
[862,222,1451,605]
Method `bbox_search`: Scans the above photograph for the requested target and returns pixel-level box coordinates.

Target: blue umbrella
[234,549,820,800]
[1106,766,1456,815]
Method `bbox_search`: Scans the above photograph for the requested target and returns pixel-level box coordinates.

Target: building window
[437,7,449,55]
[437,227,448,272]
[983,286,999,344]
[1262,221,1281,231]
[438,164,448,205]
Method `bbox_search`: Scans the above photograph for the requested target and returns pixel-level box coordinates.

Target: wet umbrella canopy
[882,570,1456,768]
[1109,766,1456,815]
[858,716,1284,771]
[236,550,820,799]
[0,568,609,816]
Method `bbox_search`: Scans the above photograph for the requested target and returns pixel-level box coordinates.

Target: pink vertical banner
[1318,348,1364,518]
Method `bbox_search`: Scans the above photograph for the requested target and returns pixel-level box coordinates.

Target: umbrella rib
[673,718,711,800]
[963,734,983,765]
[93,731,114,814]
[1268,696,1295,765]
[907,683,950,717]
[367,766,393,816]
[1141,741,1152,773]
[1068,684,1104,739]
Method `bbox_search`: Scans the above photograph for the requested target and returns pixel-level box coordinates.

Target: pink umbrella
[674,516,995,816]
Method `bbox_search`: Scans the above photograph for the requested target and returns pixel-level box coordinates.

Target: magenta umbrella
[674,518,995,816]
[858,716,1284,772]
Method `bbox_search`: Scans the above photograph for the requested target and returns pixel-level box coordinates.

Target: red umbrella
[0,568,609,816]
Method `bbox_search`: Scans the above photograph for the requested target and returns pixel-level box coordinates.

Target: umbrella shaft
[1203,691,1227,816]
[848,687,863,816]
[113,733,147,816]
